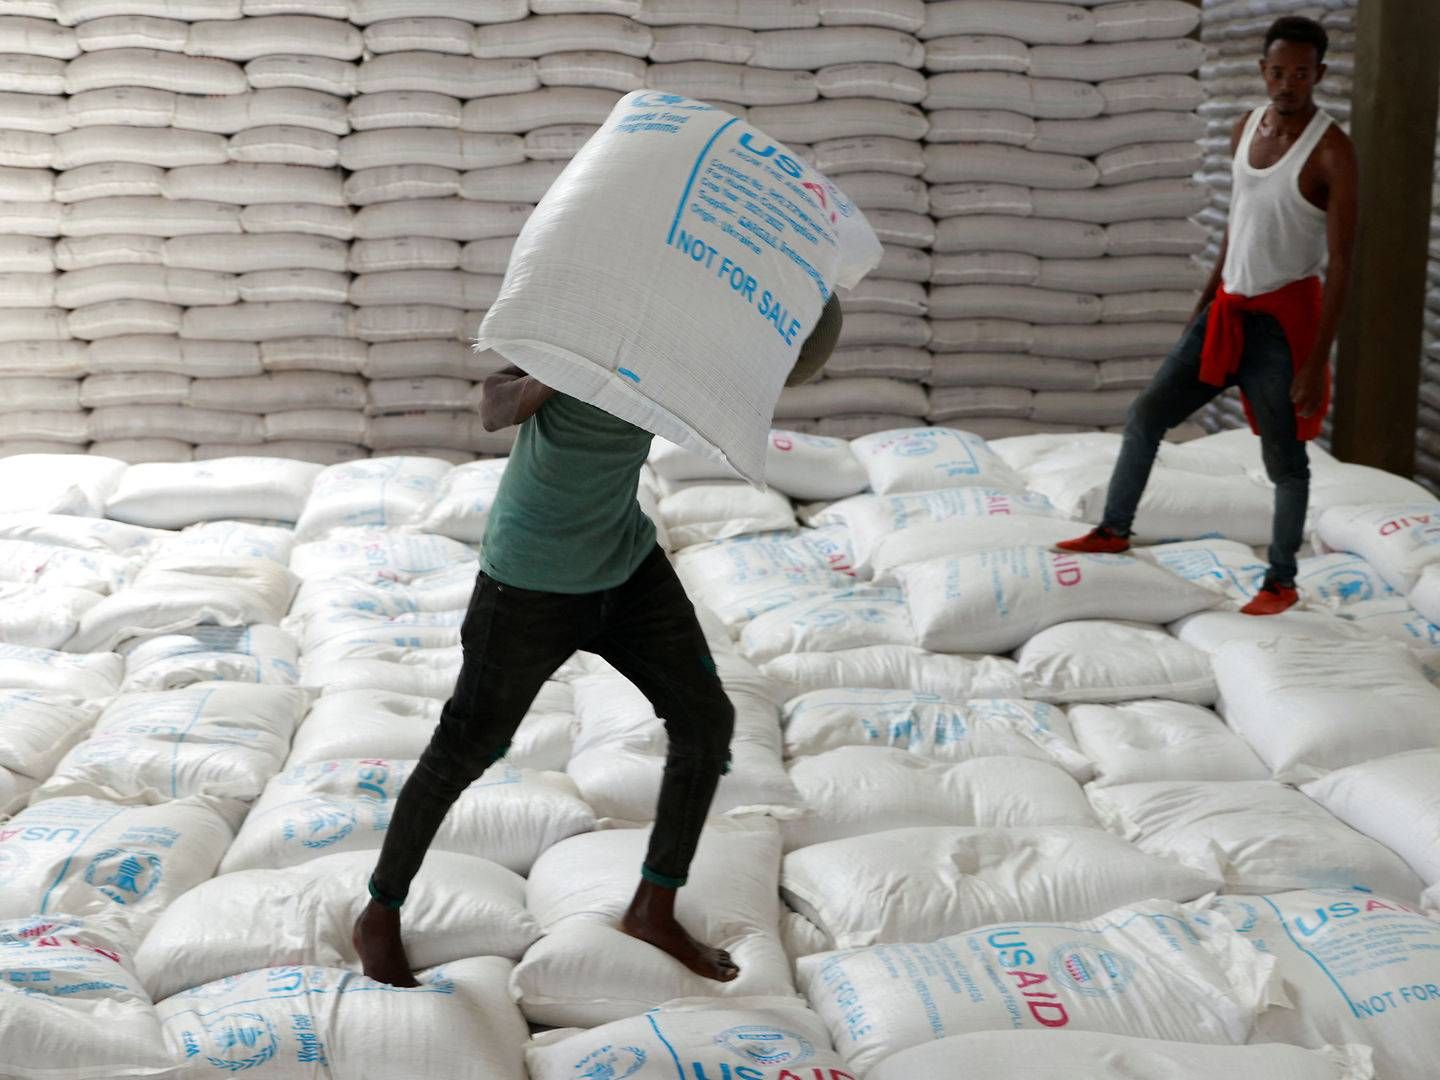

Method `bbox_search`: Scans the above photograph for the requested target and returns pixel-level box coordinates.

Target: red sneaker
[1241,581,1299,616]
[1054,526,1131,555]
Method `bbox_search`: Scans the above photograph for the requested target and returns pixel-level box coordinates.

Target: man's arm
[1291,126,1357,418]
[1191,114,1249,322]
[478,366,556,432]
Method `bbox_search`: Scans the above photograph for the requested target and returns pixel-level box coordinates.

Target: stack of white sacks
[1,1,1218,464]
[1,425,1438,1078]
[1193,0,1358,437]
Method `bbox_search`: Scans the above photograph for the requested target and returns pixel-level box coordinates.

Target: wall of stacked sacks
[1192,0,1357,442]
[0,0,1214,463]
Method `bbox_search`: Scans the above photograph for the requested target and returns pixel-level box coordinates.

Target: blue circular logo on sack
[573,1044,646,1079]
[1049,943,1135,997]
[201,1012,279,1072]
[715,1026,815,1066]
[286,803,357,850]
[84,848,162,906]
[892,436,936,458]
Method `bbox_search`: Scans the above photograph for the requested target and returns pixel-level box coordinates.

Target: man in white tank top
[1057,15,1358,617]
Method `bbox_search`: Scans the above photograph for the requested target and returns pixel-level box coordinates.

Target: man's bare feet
[352,898,419,988]
[619,879,740,982]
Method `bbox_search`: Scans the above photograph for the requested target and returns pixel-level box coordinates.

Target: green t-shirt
[480,393,656,593]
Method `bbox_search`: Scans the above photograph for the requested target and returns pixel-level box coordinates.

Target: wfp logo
[1048,943,1135,998]
[573,1043,646,1079]
[1315,567,1376,603]
[200,1012,279,1072]
[285,803,357,850]
[715,1025,815,1066]
[891,436,936,459]
[84,848,162,906]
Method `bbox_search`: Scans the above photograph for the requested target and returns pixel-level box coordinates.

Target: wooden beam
[1331,0,1440,472]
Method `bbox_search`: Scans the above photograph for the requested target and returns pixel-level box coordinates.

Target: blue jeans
[368,545,734,907]
[1102,304,1310,585]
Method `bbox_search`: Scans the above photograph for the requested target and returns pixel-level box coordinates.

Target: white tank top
[1221,105,1333,297]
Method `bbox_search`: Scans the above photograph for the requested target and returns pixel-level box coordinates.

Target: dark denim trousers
[1102,304,1310,585]
[369,545,734,907]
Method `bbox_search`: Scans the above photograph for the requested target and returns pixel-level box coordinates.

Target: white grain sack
[0,644,121,696]
[135,849,539,1002]
[799,900,1272,1075]
[106,457,320,526]
[1302,749,1440,886]
[118,624,299,692]
[1069,700,1268,787]
[1016,619,1217,705]
[511,819,794,1027]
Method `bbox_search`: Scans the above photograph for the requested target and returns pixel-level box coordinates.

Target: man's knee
[1125,393,1170,440]
[668,689,735,766]
[1262,442,1310,485]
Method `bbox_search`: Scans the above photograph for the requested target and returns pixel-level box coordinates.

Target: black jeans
[368,545,734,907]
[1101,303,1310,585]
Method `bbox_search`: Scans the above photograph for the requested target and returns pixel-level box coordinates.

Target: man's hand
[1290,358,1327,418]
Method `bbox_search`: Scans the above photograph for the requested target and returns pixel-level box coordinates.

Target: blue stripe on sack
[618,368,641,383]
[645,1013,686,1080]
[666,116,740,247]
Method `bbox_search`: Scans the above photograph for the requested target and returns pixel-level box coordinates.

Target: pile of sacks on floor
[1,425,1438,1079]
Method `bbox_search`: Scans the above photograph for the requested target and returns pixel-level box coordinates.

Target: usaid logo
[573,1043,646,1079]
[1048,944,1135,998]
[715,1025,815,1066]
[84,848,162,906]
[200,1012,279,1072]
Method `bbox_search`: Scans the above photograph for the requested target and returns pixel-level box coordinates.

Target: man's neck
[1266,100,1318,136]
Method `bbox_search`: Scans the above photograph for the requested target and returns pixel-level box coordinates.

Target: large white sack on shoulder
[764,429,868,500]
[104,457,320,528]
[1202,888,1440,1080]
[0,452,125,515]
[1314,502,1440,594]
[762,644,1023,699]
[0,689,101,783]
[1070,700,1267,787]
[1017,619,1217,705]
[900,546,1218,655]
[1212,636,1440,783]
[512,819,793,1026]
[781,690,1089,777]
[868,1032,1374,1080]
[477,90,880,485]
[799,900,1274,1075]
[294,455,452,540]
[1302,749,1440,886]
[0,581,101,648]
[783,825,1222,950]
[67,555,298,653]
[118,624,299,691]
[153,520,296,566]
[782,748,1094,850]
[157,957,528,1080]
[849,426,1027,495]
[659,483,797,548]
[870,517,1081,577]
[740,586,915,663]
[289,529,476,581]
[0,794,233,936]
[527,998,850,1080]
[136,848,539,1002]
[648,435,737,482]
[411,457,508,542]
[220,759,594,876]
[1091,780,1424,899]
[814,485,1063,573]
[0,914,176,1080]
[33,684,309,806]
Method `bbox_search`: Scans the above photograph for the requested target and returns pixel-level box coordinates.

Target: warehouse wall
[0,0,1209,464]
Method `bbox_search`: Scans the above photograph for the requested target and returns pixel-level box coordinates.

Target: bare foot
[619,879,740,983]
[352,899,419,988]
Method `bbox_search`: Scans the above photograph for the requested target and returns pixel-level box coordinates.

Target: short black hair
[1264,15,1328,65]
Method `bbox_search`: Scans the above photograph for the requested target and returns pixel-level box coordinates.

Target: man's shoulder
[1313,120,1357,177]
